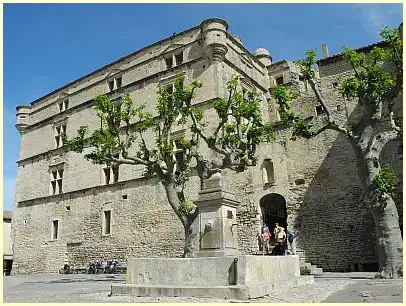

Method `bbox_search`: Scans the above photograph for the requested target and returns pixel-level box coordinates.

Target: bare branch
[389,111,401,132]
[108,154,148,166]
[307,78,332,119]
[366,129,401,158]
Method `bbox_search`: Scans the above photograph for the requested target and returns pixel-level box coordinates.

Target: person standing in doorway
[274,223,286,255]
[287,229,295,255]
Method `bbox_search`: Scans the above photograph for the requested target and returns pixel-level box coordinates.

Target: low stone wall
[126,255,300,286]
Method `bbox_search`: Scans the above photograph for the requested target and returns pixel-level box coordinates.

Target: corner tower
[15,105,31,134]
[200,18,229,62]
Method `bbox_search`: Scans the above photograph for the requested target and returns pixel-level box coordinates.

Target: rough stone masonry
[12,18,402,274]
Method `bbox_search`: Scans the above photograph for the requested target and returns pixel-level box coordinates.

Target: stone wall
[12,18,402,274]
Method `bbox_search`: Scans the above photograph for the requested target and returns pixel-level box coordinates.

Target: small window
[262,159,275,185]
[173,139,185,172]
[58,102,64,113]
[165,57,173,69]
[55,124,67,148]
[175,53,183,66]
[103,168,111,185]
[227,210,233,219]
[66,206,71,211]
[103,210,111,235]
[108,80,115,91]
[112,166,119,183]
[166,84,174,95]
[50,168,64,195]
[52,220,59,240]
[295,178,306,185]
[275,76,284,86]
[116,77,122,89]
[63,100,69,110]
[103,155,119,185]
[315,105,326,116]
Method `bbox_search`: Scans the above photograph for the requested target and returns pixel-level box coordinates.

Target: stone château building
[12,18,402,274]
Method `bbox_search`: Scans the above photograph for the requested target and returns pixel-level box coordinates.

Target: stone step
[300,262,311,275]
[111,275,315,300]
[310,265,323,275]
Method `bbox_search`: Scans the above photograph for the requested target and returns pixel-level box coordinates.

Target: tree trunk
[370,195,403,278]
[354,143,403,278]
[182,217,198,258]
[162,181,199,258]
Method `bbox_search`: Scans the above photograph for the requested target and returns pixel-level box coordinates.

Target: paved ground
[3,272,403,303]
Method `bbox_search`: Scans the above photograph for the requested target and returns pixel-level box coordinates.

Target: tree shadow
[293,130,402,272]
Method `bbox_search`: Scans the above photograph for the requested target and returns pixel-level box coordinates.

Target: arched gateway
[260,193,287,231]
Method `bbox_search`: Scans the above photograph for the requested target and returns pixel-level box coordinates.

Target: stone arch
[259,193,287,232]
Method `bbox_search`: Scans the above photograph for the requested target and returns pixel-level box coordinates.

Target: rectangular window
[173,139,185,172]
[58,100,69,113]
[165,57,173,69]
[108,80,115,91]
[315,105,326,116]
[50,169,64,195]
[116,77,122,89]
[275,76,284,86]
[103,167,111,185]
[103,211,111,235]
[175,53,183,66]
[112,166,119,183]
[108,77,123,92]
[55,124,66,148]
[52,220,59,240]
[103,155,119,185]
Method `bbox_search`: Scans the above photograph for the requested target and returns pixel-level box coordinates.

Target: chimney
[322,44,329,59]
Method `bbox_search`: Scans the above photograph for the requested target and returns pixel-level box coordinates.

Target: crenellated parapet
[15,105,31,134]
[200,18,229,62]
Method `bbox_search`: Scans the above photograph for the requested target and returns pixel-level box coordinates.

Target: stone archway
[260,193,287,232]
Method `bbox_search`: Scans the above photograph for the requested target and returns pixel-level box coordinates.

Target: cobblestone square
[3,272,402,303]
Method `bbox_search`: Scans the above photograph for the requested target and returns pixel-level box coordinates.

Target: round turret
[200,18,229,62]
[16,105,31,134]
[254,47,273,67]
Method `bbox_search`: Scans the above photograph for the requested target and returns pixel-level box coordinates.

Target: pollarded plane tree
[271,27,402,278]
[64,75,266,258]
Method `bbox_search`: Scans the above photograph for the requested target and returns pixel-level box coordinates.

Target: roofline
[30,24,201,106]
[317,41,388,65]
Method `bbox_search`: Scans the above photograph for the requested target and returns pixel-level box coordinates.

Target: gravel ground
[3,273,402,303]
[75,278,358,303]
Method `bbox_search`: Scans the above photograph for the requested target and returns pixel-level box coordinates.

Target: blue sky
[3,3,402,210]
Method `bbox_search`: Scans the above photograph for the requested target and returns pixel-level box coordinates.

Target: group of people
[260,223,294,255]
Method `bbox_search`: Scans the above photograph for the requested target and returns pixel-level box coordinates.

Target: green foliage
[207,75,266,172]
[339,27,402,105]
[178,200,196,214]
[270,85,313,141]
[373,165,396,198]
[295,49,317,78]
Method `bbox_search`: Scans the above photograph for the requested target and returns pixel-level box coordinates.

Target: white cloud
[352,4,402,38]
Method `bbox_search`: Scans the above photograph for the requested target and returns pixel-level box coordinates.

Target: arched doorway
[260,193,287,232]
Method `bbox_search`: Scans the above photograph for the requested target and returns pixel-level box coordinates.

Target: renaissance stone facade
[12,18,402,274]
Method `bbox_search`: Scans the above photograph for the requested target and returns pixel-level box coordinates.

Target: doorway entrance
[260,193,287,233]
